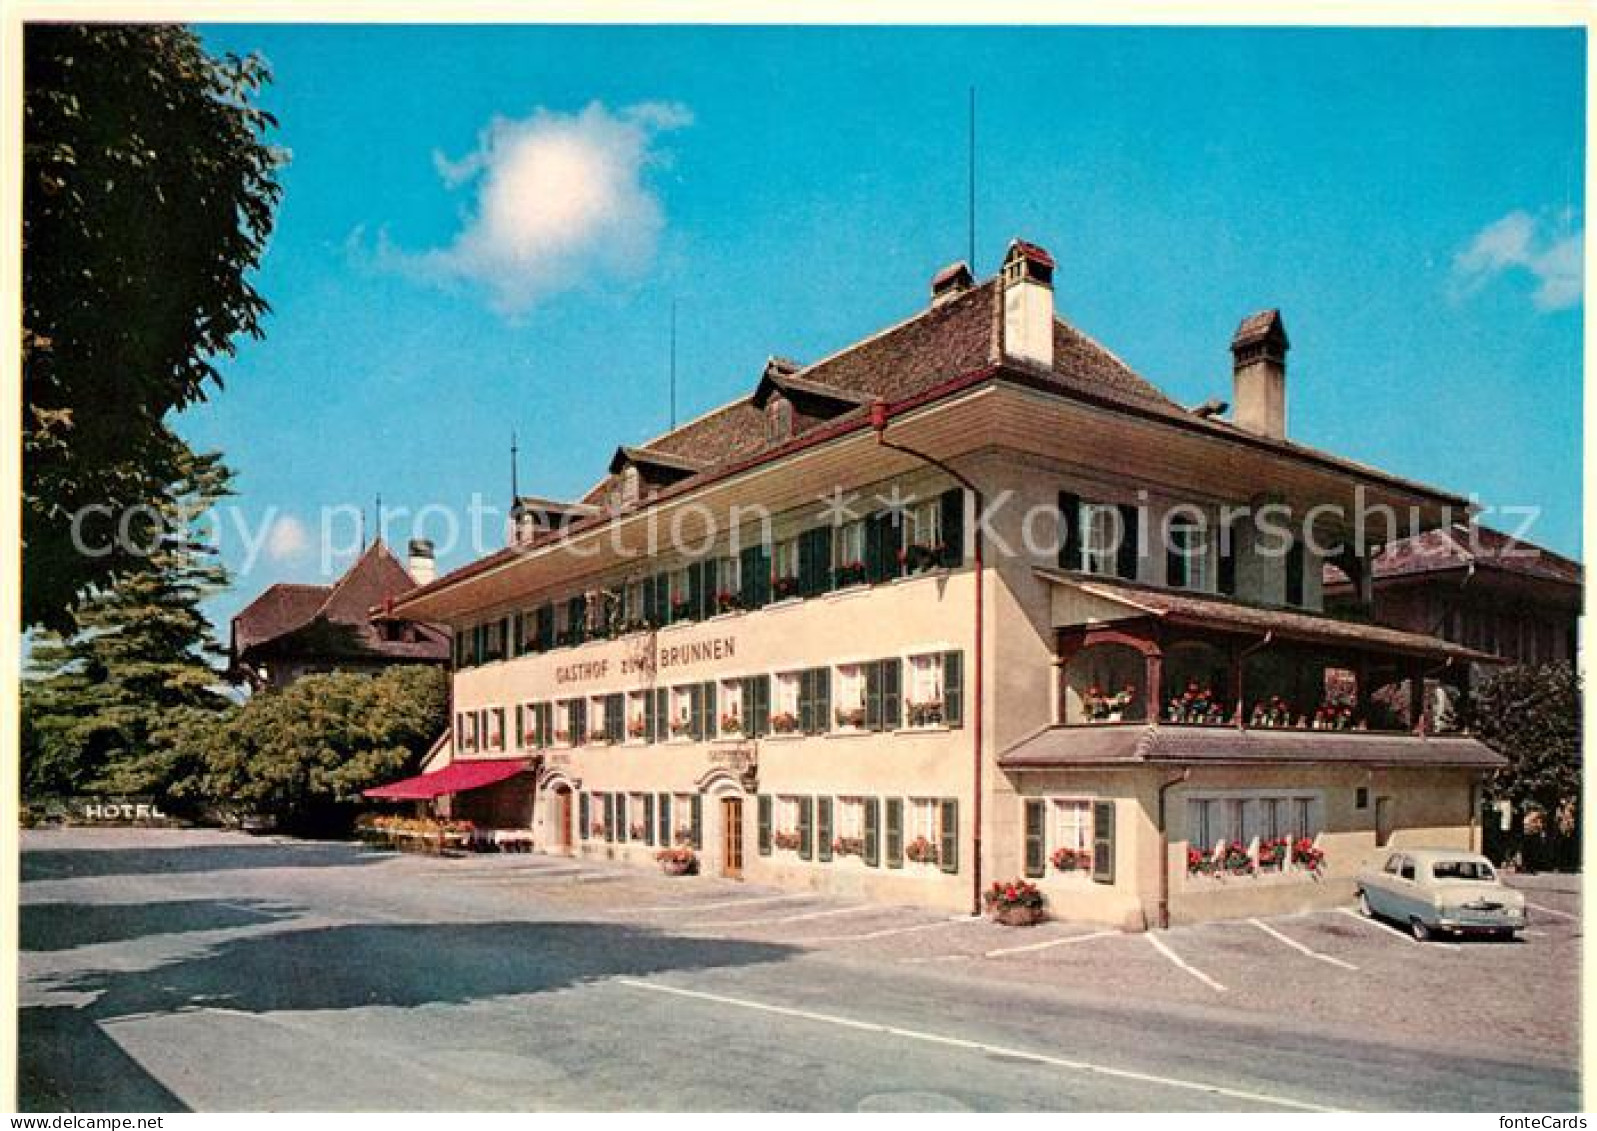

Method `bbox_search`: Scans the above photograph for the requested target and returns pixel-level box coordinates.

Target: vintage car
[1355,848,1526,941]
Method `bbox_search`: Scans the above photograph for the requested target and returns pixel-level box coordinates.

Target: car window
[1399,859,1416,881]
[1431,859,1496,882]
[1383,854,1403,875]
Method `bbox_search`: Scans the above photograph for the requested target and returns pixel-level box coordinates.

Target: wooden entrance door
[721,797,744,878]
[1375,797,1396,847]
[558,790,573,851]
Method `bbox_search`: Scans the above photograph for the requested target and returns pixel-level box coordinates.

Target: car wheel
[1357,891,1373,918]
[1410,917,1432,941]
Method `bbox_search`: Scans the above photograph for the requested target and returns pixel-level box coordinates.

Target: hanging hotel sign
[555,634,738,686]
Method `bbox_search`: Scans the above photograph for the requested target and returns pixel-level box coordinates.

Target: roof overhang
[1000,724,1506,771]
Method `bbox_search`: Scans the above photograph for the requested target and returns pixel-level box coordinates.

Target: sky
[184,23,1585,635]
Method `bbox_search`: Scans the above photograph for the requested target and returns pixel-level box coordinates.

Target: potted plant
[904,836,939,865]
[627,718,647,740]
[1051,846,1092,873]
[656,846,698,876]
[983,879,1046,926]
[1187,846,1218,876]
[1084,683,1137,722]
[773,829,801,851]
[670,595,693,621]
[771,573,801,600]
[900,543,943,574]
[715,589,743,614]
[771,711,799,734]
[720,711,743,735]
[833,560,868,588]
[670,714,694,738]
[835,705,867,729]
[1222,841,1255,876]
[906,700,944,728]
[1257,837,1288,871]
[832,836,865,857]
[1292,837,1325,872]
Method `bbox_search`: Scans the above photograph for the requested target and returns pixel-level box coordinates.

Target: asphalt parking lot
[17,828,1581,1112]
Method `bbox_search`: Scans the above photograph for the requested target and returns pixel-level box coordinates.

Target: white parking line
[808,916,977,944]
[697,904,881,928]
[986,929,1120,958]
[1333,907,1458,950]
[615,978,1336,1111]
[1145,932,1226,992]
[1248,918,1358,971]
[1527,902,1579,921]
[631,893,815,915]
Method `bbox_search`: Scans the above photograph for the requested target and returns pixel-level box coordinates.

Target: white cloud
[1453,209,1583,312]
[266,514,310,563]
[382,101,691,314]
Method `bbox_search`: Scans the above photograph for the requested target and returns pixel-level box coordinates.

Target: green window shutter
[943,651,964,728]
[864,512,897,583]
[740,544,771,609]
[757,795,773,855]
[796,670,812,735]
[514,704,524,749]
[885,798,904,869]
[686,560,705,621]
[744,675,770,738]
[864,797,881,867]
[814,668,830,733]
[702,681,717,740]
[643,690,657,743]
[658,794,672,845]
[882,658,901,731]
[691,794,703,849]
[798,796,814,860]
[864,661,882,731]
[1024,799,1047,878]
[580,793,590,838]
[603,794,615,842]
[1058,492,1083,570]
[643,794,655,846]
[1115,502,1140,581]
[616,794,628,842]
[817,797,834,862]
[1093,801,1116,884]
[510,613,522,658]
[655,688,670,743]
[939,487,965,568]
[939,799,959,874]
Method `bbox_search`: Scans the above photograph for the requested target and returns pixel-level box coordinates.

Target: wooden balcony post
[1145,650,1163,724]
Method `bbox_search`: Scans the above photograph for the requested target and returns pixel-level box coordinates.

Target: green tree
[21,450,237,801]
[24,24,282,631]
[198,667,449,833]
[1463,662,1581,866]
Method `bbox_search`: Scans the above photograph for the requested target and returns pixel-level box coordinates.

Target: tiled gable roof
[231,583,330,653]
[1324,524,1583,588]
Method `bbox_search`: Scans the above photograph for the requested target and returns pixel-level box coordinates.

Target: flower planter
[660,859,697,877]
[992,905,1046,927]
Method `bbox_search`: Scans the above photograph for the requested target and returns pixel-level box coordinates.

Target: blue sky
[186,24,1585,632]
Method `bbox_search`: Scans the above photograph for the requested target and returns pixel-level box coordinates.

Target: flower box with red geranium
[906,700,944,728]
[655,846,698,876]
[983,879,1047,926]
[771,574,801,600]
[1222,842,1255,876]
[1257,837,1289,871]
[833,560,868,588]
[1051,846,1092,873]
[626,718,647,740]
[1291,838,1325,871]
[719,712,743,735]
[1165,681,1227,725]
[670,595,693,620]
[1186,847,1218,876]
[669,715,694,738]
[832,836,865,858]
[1084,683,1137,723]
[904,836,939,865]
[772,829,801,851]
[770,711,799,735]
[835,705,867,729]
[714,590,743,614]
[899,543,945,575]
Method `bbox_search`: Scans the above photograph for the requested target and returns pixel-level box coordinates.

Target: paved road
[17,829,1581,1112]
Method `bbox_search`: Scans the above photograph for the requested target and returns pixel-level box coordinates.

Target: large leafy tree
[21,450,237,800]
[24,24,281,631]
[1464,662,1581,866]
[197,667,449,832]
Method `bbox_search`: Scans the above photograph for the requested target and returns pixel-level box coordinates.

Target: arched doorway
[540,771,576,856]
[697,769,748,879]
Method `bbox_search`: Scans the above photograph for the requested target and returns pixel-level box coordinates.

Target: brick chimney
[1230,310,1289,439]
[407,538,436,586]
[999,239,1055,370]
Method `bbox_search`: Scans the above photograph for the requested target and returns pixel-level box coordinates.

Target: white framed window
[773,538,799,585]
[834,520,865,573]
[905,498,942,553]
[718,678,745,736]
[464,712,480,753]
[772,671,802,733]
[1050,798,1093,876]
[626,691,649,742]
[834,796,866,857]
[628,793,650,842]
[907,798,941,867]
[906,653,946,727]
[1084,504,1121,576]
[773,795,802,852]
[668,686,694,739]
[487,707,504,751]
[834,664,866,729]
[1168,514,1210,591]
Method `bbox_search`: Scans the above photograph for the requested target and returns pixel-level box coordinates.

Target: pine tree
[21,449,237,801]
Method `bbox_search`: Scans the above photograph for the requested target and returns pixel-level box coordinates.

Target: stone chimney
[999,239,1055,370]
[930,261,974,306]
[407,538,436,586]
[1230,310,1290,439]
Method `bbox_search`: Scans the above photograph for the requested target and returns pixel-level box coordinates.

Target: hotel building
[382,240,1503,928]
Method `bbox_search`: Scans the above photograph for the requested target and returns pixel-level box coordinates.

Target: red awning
[363,759,530,800]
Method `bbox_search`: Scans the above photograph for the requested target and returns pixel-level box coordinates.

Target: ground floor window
[833,796,866,858]
[773,795,803,852]
[906,798,942,867]
[1051,799,1093,875]
[772,672,801,734]
[1186,792,1324,875]
[672,793,696,845]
